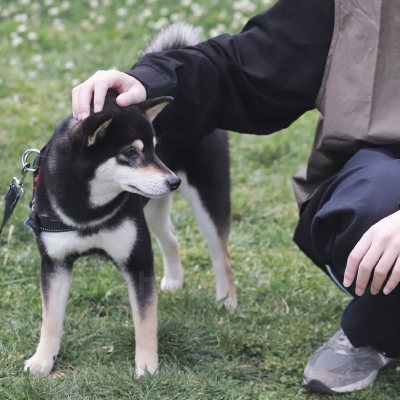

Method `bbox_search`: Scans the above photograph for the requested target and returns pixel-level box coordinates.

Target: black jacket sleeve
[127,0,334,137]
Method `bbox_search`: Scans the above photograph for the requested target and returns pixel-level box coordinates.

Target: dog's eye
[121,148,137,159]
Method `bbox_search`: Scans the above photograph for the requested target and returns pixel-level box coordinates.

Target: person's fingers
[72,70,145,119]
[116,81,147,107]
[370,250,397,295]
[383,258,400,295]
[353,243,382,296]
[344,232,372,288]
[72,76,98,120]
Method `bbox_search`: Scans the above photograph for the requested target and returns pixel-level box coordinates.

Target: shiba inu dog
[24,23,236,376]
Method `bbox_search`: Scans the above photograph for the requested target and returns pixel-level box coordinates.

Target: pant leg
[294,146,400,358]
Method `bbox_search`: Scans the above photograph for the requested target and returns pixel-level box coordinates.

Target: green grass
[1,1,399,399]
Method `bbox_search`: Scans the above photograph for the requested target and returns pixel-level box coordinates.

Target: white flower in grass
[160,7,169,16]
[233,11,244,21]
[89,11,97,20]
[31,55,44,69]
[126,0,136,4]
[89,0,99,8]
[262,0,272,5]
[13,13,29,23]
[61,1,70,11]
[181,0,192,6]
[31,3,40,11]
[96,15,106,25]
[191,3,204,17]
[31,54,42,63]
[17,24,28,33]
[27,31,39,41]
[52,18,65,31]
[116,8,127,17]
[216,23,226,33]
[209,28,220,38]
[233,0,256,13]
[81,20,93,30]
[44,0,53,5]
[71,78,81,87]
[151,17,169,31]
[11,36,24,47]
[48,7,60,16]
[170,13,182,23]
[116,21,125,31]
[139,8,152,19]
[84,43,93,51]
[102,0,111,5]
[64,61,75,70]
[19,0,31,5]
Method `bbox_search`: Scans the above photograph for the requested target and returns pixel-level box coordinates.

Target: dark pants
[294,147,400,358]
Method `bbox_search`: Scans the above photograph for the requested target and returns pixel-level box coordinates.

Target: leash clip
[0,148,41,235]
[9,176,26,199]
[22,149,41,172]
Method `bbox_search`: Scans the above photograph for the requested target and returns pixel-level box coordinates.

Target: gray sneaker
[303,329,392,394]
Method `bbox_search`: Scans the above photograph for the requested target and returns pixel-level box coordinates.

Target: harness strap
[24,143,79,237]
[25,211,77,236]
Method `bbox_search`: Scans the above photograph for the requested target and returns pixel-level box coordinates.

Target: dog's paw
[24,353,55,374]
[217,295,237,310]
[135,354,158,377]
[160,275,184,291]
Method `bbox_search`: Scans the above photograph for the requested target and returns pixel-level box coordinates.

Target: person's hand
[72,69,146,120]
[344,210,400,296]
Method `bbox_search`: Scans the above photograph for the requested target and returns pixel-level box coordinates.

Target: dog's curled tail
[143,22,200,54]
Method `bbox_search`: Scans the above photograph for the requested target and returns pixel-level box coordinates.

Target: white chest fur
[41,219,138,266]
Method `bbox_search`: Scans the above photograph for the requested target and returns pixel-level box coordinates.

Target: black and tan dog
[24,24,236,376]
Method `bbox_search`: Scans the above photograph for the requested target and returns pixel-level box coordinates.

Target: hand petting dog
[72,70,146,120]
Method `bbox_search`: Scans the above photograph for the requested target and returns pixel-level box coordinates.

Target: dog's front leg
[24,255,72,374]
[144,196,184,291]
[122,267,158,377]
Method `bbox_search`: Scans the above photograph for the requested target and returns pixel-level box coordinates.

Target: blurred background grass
[1,1,399,399]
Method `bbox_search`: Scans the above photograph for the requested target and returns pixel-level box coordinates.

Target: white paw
[160,276,184,291]
[24,353,55,374]
[135,355,158,377]
[217,296,237,310]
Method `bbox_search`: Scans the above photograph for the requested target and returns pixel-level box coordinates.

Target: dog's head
[61,96,181,205]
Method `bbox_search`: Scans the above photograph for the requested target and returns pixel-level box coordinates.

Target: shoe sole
[303,370,379,394]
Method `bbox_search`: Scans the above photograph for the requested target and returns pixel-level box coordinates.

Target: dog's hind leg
[144,195,184,291]
[122,268,158,376]
[178,171,237,309]
[24,256,72,374]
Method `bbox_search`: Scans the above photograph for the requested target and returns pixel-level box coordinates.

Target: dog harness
[24,144,78,236]
[0,143,78,236]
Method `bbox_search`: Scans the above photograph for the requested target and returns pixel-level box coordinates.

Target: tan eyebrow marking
[132,139,144,151]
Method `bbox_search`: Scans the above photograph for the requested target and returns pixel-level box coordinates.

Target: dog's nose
[167,176,181,191]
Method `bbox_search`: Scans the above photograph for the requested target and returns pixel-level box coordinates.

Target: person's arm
[127,0,334,136]
[72,0,334,135]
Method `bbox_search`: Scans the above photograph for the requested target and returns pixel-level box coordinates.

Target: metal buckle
[22,149,41,172]
[9,176,25,198]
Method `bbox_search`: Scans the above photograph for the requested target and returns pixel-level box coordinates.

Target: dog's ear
[79,110,114,147]
[138,96,173,123]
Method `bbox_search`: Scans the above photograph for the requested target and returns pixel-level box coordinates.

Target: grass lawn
[1,0,399,399]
